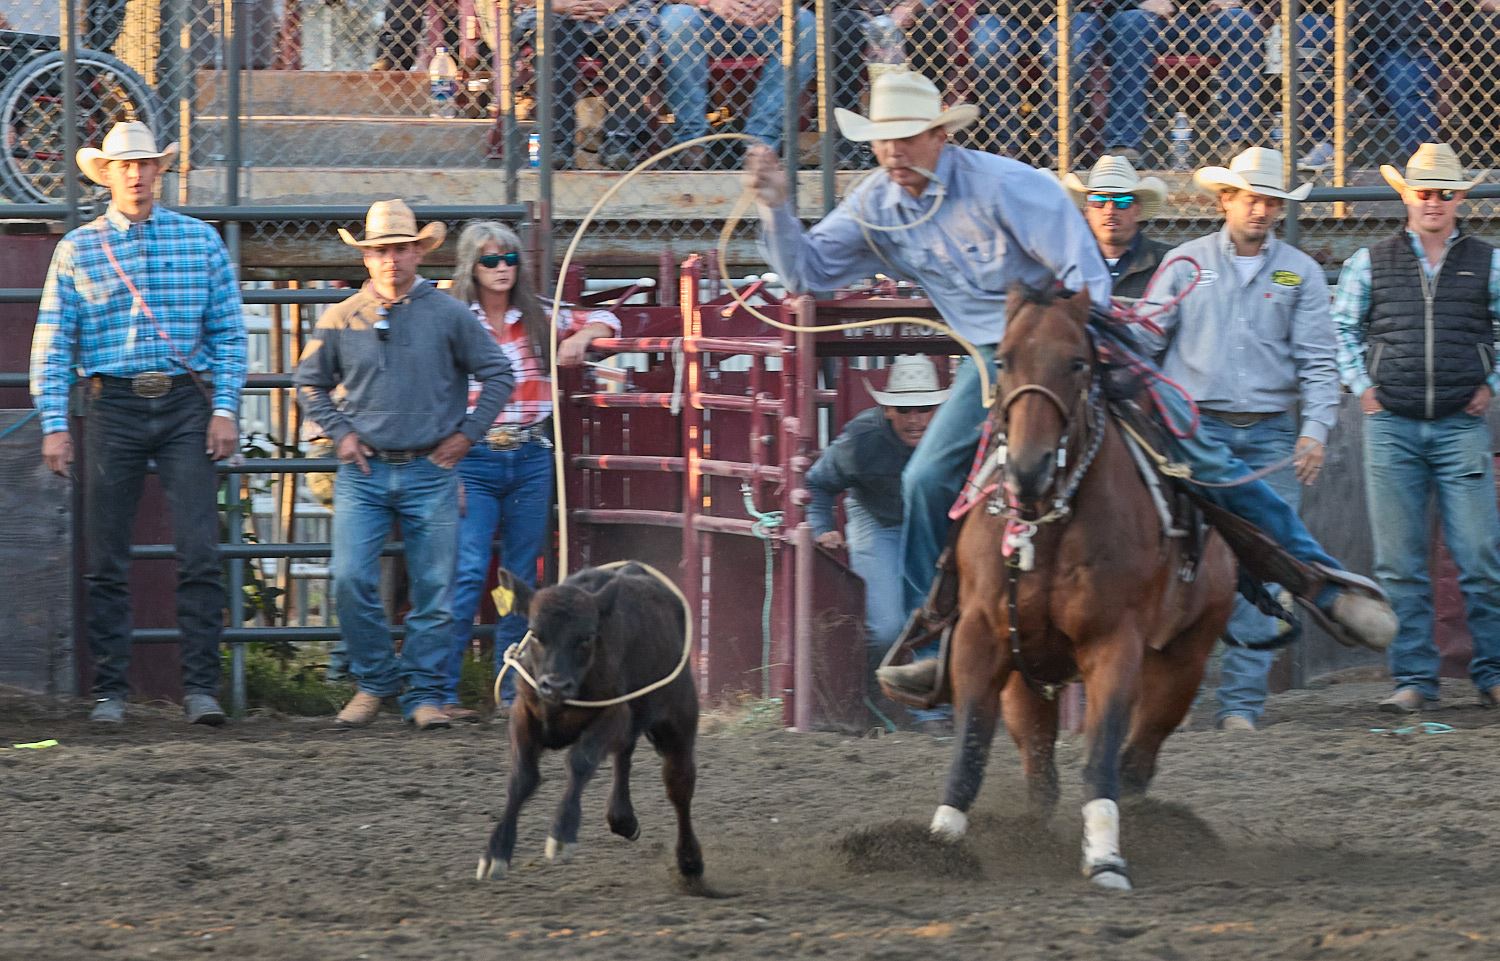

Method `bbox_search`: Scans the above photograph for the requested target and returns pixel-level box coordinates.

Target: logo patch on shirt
[1194,268,1218,287]
[1271,270,1302,286]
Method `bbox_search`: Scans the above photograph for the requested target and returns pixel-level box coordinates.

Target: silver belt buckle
[131,371,172,398]
[486,426,522,451]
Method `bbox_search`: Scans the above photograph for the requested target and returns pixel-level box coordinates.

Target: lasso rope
[491,560,693,709]
[545,132,994,578]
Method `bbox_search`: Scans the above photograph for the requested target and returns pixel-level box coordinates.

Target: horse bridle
[991,355,1108,701]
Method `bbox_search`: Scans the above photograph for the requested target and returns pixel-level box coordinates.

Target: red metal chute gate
[555,257,954,731]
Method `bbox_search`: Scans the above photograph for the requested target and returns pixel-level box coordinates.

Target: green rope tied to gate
[741,484,783,701]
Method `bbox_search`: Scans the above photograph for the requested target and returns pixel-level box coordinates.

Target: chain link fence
[2,1,1498,267]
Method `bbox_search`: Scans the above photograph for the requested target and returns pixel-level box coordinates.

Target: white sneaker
[1216,714,1257,732]
[1298,141,1334,171]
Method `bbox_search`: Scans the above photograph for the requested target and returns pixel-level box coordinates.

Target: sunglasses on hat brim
[1086,193,1136,209]
[478,251,521,268]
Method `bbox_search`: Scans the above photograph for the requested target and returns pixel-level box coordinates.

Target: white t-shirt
[1232,253,1265,286]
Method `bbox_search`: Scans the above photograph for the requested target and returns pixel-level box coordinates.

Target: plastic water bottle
[864,14,907,85]
[1170,111,1192,171]
[527,132,541,168]
[1270,111,1284,148]
[428,45,459,119]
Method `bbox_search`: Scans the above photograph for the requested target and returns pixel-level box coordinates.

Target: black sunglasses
[477,251,521,268]
[1086,193,1136,209]
[1415,188,1458,202]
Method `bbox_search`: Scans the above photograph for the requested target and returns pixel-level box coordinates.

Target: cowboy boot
[874,549,960,708]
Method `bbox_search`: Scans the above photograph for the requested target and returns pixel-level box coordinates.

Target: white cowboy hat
[866,355,951,407]
[834,70,979,143]
[76,121,179,185]
[1194,146,1312,202]
[1061,155,1169,220]
[1381,142,1483,194]
[337,199,446,252]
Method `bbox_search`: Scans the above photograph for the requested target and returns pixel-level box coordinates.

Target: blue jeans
[846,499,905,648]
[901,352,1341,614]
[331,457,459,715]
[443,442,554,705]
[965,14,1101,160]
[658,6,817,149]
[1364,411,1500,700]
[1297,19,1438,157]
[1105,10,1263,149]
[1200,413,1301,723]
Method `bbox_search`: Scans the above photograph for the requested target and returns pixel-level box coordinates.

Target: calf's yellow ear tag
[491,583,516,617]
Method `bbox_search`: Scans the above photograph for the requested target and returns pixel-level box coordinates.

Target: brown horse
[929,283,1236,891]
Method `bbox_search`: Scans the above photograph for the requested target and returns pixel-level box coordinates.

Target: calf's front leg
[478,713,542,881]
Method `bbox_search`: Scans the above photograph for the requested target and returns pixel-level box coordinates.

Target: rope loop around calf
[491,561,693,710]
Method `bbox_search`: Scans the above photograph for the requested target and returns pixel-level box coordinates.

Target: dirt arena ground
[2,676,1498,961]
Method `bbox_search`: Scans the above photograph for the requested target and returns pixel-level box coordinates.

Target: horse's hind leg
[1001,671,1060,820]
[932,615,1005,841]
[1077,630,1144,891]
[1121,622,1220,797]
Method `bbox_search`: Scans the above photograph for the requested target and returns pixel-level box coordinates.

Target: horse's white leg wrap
[930,804,969,840]
[1081,799,1131,890]
[544,836,574,863]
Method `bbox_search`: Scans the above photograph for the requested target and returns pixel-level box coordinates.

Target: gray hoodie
[294,281,513,451]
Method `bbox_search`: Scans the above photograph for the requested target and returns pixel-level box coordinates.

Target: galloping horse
[930,282,1237,891]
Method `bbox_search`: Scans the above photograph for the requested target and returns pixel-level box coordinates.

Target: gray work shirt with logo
[1138,227,1340,444]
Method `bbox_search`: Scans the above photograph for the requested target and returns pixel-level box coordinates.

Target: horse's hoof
[476,855,508,881]
[544,836,575,863]
[1089,869,1133,891]
[1085,860,1132,891]
[930,804,968,841]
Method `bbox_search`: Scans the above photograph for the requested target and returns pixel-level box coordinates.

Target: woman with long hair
[442,221,619,720]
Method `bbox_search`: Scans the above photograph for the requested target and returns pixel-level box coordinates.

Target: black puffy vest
[1365,230,1494,420]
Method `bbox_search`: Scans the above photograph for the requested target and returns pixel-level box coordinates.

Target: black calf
[476,563,706,890]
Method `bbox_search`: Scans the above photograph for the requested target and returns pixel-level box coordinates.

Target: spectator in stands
[1061,154,1171,300]
[374,0,427,70]
[1140,146,1339,732]
[906,0,1263,167]
[513,0,659,170]
[1332,144,1500,714]
[658,0,817,168]
[29,122,246,727]
[1290,2,1439,167]
[294,200,513,731]
[805,356,948,724]
[439,221,619,721]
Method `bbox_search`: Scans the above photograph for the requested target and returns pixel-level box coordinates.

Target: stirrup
[877,608,954,710]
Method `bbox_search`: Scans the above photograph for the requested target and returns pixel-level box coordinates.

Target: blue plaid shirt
[29,204,247,433]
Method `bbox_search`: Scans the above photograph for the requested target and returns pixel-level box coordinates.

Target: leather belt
[93,372,203,399]
[485,419,553,451]
[1199,409,1288,428]
[371,447,435,465]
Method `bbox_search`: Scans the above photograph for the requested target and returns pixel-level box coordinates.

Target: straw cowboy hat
[834,70,979,143]
[1061,155,1169,220]
[1381,143,1483,194]
[1194,146,1312,202]
[76,121,179,185]
[337,199,446,252]
[866,355,951,407]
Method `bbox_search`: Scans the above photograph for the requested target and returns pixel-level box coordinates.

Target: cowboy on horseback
[742,69,1397,704]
